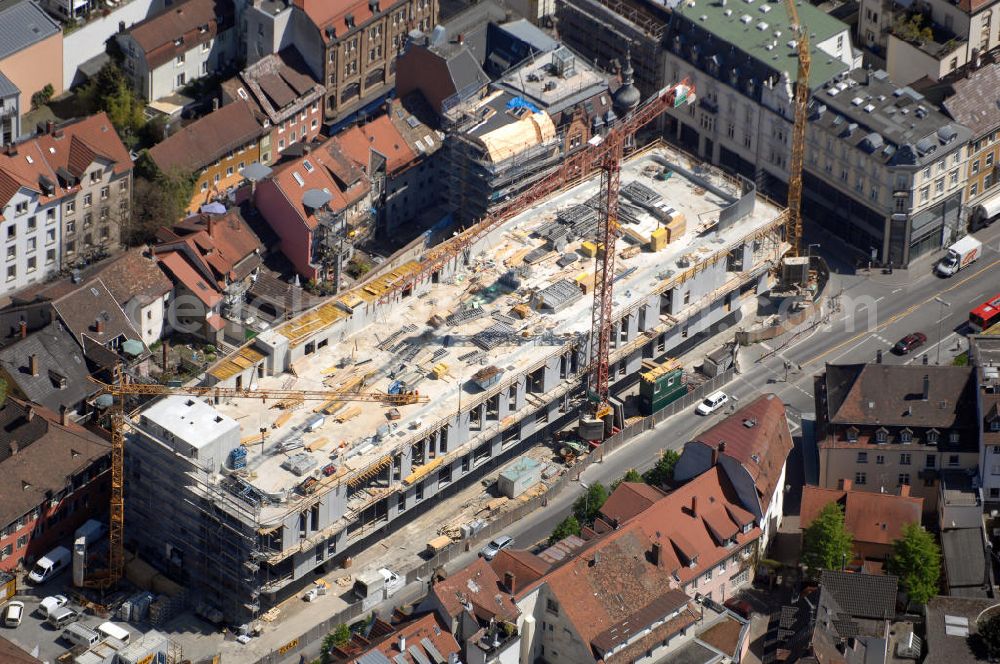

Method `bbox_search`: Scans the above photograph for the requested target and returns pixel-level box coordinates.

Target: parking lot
[2,570,142,663]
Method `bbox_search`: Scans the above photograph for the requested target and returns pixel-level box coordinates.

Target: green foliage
[77,63,146,148]
[31,84,55,110]
[549,515,581,544]
[953,352,969,366]
[346,258,372,278]
[892,13,934,44]
[320,625,351,664]
[643,449,680,487]
[611,468,644,491]
[977,613,1000,660]
[801,502,853,576]
[887,523,941,605]
[0,377,7,409]
[127,166,195,245]
[573,482,609,524]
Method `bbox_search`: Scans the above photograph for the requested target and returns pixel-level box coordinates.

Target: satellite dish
[303,188,332,210]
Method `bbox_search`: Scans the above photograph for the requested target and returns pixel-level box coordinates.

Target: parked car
[4,601,24,627]
[724,598,753,619]
[479,535,514,561]
[892,332,927,355]
[696,391,729,415]
[37,595,68,619]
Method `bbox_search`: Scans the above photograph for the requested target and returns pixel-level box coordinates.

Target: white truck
[28,546,71,584]
[936,236,982,277]
[72,519,107,587]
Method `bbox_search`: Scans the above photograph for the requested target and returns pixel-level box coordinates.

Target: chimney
[28,354,38,376]
[691,496,697,516]
[9,441,17,455]
[504,571,516,594]
[18,320,27,339]
[95,318,104,335]
[718,440,726,453]
[45,120,55,135]
[118,19,125,33]
[651,542,662,567]
[899,484,910,497]
[839,478,853,491]
[60,405,70,426]
[922,374,930,401]
[206,214,214,236]
[398,635,405,653]
[212,96,220,112]
[26,407,34,422]
[711,446,719,467]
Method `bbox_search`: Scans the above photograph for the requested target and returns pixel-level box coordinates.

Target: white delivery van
[936,236,983,277]
[97,621,131,645]
[62,623,100,648]
[28,546,71,584]
[47,606,79,629]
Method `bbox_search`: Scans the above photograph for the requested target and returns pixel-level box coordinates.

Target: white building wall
[0,189,62,297]
[146,30,237,101]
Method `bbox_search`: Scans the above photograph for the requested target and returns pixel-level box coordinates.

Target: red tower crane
[586,81,696,422]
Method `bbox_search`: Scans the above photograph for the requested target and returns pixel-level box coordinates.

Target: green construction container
[638,361,686,416]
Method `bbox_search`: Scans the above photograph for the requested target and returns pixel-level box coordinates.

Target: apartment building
[0,399,110,571]
[0,0,62,130]
[943,64,1000,229]
[816,363,980,512]
[245,0,438,125]
[859,0,1000,84]
[147,100,269,211]
[0,74,19,146]
[220,47,325,158]
[806,70,971,264]
[117,0,237,102]
[0,113,133,296]
[971,336,1000,503]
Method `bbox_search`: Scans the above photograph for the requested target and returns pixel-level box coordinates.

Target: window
[974,160,981,174]
[546,599,559,615]
[5,246,13,260]
[16,535,27,549]
[6,265,14,281]
[66,241,74,255]
[857,452,868,463]
[26,237,35,252]
[202,61,209,75]
[925,454,936,468]
[927,429,939,444]
[972,183,979,196]
[226,166,233,177]
[898,473,910,486]
[948,454,960,467]
[176,53,185,65]
[875,428,887,443]
[201,182,208,192]
[920,186,930,202]
[99,207,108,221]
[900,452,911,465]
[83,193,92,208]
[27,216,36,231]
[83,213,92,228]
[950,432,960,444]
[935,178,944,195]
[26,257,35,272]
[119,180,128,192]
[900,430,912,444]
[66,200,75,214]
[66,220,75,234]
[876,454,885,465]
[855,472,867,485]
[846,427,858,442]
[45,249,55,265]
[6,226,14,240]
[176,73,186,87]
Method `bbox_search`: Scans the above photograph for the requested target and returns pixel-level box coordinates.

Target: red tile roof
[692,394,793,507]
[346,613,460,663]
[148,101,265,174]
[800,485,923,547]
[267,139,371,230]
[93,248,173,307]
[157,210,262,285]
[428,557,520,624]
[490,548,550,591]
[127,0,234,69]
[336,114,418,175]
[600,481,666,525]
[156,251,222,308]
[0,113,131,211]
[293,0,373,42]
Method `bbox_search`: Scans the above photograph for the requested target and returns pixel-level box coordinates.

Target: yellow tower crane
[785,0,811,258]
[82,371,428,590]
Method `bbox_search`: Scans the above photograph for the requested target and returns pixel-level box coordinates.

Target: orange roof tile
[156,251,222,308]
[800,485,922,547]
[600,481,666,525]
[348,613,461,663]
[427,558,519,624]
[490,549,550,590]
[336,114,418,175]
[293,0,373,41]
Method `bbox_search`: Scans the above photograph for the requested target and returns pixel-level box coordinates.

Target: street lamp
[934,296,951,365]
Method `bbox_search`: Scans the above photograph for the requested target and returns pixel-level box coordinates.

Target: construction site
[123,140,789,625]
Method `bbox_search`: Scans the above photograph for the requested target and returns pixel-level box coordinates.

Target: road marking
[892,288,903,294]
[874,296,885,304]
[803,256,1000,366]
[908,332,962,364]
[970,291,987,303]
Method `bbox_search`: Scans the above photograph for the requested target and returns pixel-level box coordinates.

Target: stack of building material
[446,306,487,326]
[498,457,543,498]
[335,407,361,423]
[472,322,516,350]
[281,453,318,476]
[533,279,584,313]
[471,365,504,390]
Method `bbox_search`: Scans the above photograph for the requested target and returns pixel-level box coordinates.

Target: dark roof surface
[0,635,43,664]
[52,278,143,350]
[0,322,97,413]
[148,101,265,173]
[925,596,1000,664]
[0,0,59,60]
[941,528,990,594]
[126,0,233,69]
[819,570,898,620]
[943,64,1000,137]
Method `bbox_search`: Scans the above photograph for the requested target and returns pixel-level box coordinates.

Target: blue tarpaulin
[506,96,540,114]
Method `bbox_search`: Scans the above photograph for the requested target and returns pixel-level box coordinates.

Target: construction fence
[246,368,736,664]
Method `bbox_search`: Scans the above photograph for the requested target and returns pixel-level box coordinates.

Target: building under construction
[125,142,788,625]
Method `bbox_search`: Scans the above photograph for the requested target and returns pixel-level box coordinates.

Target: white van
[62,623,100,648]
[695,391,729,415]
[96,621,130,645]
[37,594,68,619]
[28,546,71,584]
[47,606,79,629]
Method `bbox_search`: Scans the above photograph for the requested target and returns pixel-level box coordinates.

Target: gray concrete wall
[65,0,168,89]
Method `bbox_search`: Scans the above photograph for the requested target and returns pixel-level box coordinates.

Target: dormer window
[927,428,939,445]
[900,428,913,444]
[949,431,960,444]
[846,426,859,442]
[875,427,888,444]
[992,419,1000,433]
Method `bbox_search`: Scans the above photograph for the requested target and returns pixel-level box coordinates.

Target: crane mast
[785,0,810,258]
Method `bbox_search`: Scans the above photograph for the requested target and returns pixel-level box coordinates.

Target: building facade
[816,363,981,512]
[117,0,237,102]
[0,0,62,130]
[0,73,19,146]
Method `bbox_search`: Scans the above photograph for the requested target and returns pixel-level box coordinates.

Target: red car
[892,332,927,355]
[724,598,754,619]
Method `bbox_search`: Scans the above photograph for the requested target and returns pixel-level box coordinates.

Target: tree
[549,515,581,544]
[31,84,54,110]
[573,482,609,524]
[976,612,1000,660]
[887,523,941,605]
[320,624,351,664]
[611,468,644,491]
[77,63,146,147]
[127,163,194,244]
[643,449,680,488]
[801,502,853,575]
